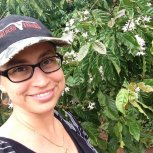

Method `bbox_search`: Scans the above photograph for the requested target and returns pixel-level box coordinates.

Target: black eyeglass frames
[0,53,63,83]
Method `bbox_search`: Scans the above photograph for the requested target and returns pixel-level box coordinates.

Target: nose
[31,67,50,87]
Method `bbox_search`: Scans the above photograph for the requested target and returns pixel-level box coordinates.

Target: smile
[30,89,55,102]
[35,92,51,98]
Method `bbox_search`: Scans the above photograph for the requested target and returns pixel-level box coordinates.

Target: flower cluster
[99,66,105,80]
[133,86,141,99]
[87,102,96,110]
[122,19,135,32]
[63,50,78,64]
[8,101,13,109]
[135,35,146,56]
[63,10,90,39]
[80,10,90,21]
[88,73,93,83]
[135,15,151,26]
[65,86,70,92]
[122,15,151,32]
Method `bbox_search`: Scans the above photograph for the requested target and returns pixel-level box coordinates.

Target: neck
[11,106,56,134]
[11,108,68,152]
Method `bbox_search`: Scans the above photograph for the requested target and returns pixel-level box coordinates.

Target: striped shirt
[0,111,98,153]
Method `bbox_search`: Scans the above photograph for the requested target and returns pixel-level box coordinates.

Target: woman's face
[0,42,65,114]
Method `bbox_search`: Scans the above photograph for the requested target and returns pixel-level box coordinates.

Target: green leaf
[81,121,99,146]
[76,43,90,61]
[143,79,153,86]
[108,52,121,74]
[115,9,126,19]
[126,118,140,141]
[137,82,153,92]
[119,33,139,50]
[98,91,119,120]
[97,90,106,107]
[103,107,118,120]
[31,0,43,16]
[114,122,122,139]
[89,25,96,36]
[131,100,149,119]
[150,46,153,55]
[114,122,125,148]
[115,88,129,115]
[137,101,153,113]
[92,41,107,55]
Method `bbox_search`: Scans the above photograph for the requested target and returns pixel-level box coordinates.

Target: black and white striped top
[0,111,99,153]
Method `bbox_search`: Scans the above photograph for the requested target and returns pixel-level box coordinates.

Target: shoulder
[55,110,88,139]
[0,137,15,153]
[55,111,99,153]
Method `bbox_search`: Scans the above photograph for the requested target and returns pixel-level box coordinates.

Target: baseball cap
[0,15,71,66]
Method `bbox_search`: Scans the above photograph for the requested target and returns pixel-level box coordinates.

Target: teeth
[35,92,50,97]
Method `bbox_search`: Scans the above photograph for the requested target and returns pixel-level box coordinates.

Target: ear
[0,86,6,93]
[0,77,6,93]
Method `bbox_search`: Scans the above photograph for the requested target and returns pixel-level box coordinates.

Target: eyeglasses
[0,53,63,83]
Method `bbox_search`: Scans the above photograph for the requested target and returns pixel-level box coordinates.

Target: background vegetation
[0,0,153,153]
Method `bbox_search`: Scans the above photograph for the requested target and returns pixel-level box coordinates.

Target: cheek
[1,78,28,100]
[53,70,65,91]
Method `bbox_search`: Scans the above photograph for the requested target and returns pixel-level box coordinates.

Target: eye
[41,57,55,66]
[9,66,29,74]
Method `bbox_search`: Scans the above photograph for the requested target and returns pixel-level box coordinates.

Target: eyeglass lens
[7,56,62,83]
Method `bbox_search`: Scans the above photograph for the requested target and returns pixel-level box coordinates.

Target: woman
[0,15,98,153]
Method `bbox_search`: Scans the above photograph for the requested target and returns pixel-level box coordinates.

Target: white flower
[62,90,64,96]
[134,92,139,99]
[88,73,93,83]
[64,50,77,63]
[74,28,80,34]
[82,32,88,38]
[135,35,145,47]
[99,66,105,80]
[62,31,74,43]
[83,17,89,21]
[122,19,135,32]
[65,86,70,92]
[66,22,69,27]
[135,35,146,56]
[69,19,75,26]
[135,17,141,25]
[84,10,89,15]
[136,51,145,56]
[142,16,151,22]
[89,77,93,83]
[99,66,103,74]
[64,27,70,32]
[135,87,140,93]
[146,3,152,6]
[8,102,13,109]
[87,102,95,110]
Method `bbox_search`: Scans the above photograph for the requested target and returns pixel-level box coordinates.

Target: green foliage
[0,0,153,152]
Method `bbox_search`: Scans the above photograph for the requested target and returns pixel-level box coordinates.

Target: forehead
[1,42,56,69]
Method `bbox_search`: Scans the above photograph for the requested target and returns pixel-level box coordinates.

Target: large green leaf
[108,52,121,74]
[77,43,90,61]
[81,121,99,146]
[98,91,119,120]
[119,33,140,51]
[92,41,107,55]
[115,88,129,115]
[114,122,125,148]
[126,117,140,141]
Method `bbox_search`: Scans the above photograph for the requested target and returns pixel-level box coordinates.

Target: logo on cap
[0,20,41,38]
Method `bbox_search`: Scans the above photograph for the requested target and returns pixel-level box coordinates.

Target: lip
[29,88,55,102]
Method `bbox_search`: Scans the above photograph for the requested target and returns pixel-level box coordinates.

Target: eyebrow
[6,49,56,68]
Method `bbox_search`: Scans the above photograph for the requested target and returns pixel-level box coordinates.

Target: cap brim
[0,36,71,66]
